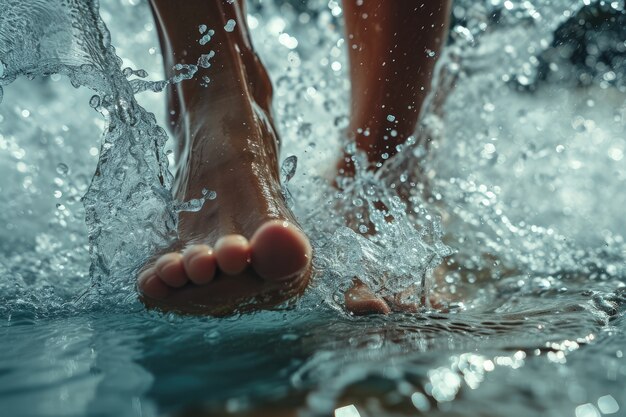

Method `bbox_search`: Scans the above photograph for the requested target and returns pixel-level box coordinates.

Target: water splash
[0,0,454,315]
[0,0,177,313]
[0,0,622,317]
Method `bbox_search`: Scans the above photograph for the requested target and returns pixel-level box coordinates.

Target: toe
[138,268,172,300]
[345,279,391,315]
[215,235,250,275]
[250,220,312,281]
[155,253,188,288]
[182,245,217,285]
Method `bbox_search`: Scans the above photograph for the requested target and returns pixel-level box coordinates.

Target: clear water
[0,0,625,416]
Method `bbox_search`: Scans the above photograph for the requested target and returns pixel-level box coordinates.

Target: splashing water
[0,0,182,316]
[0,0,625,416]
[0,0,452,315]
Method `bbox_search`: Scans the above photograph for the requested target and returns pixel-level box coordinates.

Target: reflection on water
[0,0,625,416]
[0,302,624,416]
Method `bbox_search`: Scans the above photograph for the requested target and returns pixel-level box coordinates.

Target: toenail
[184,245,212,257]
[216,235,248,247]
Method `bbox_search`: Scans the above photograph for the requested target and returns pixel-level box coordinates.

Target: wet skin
[140,0,451,315]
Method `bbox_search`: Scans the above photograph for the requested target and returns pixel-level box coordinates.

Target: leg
[340,0,452,173]
[341,1,452,313]
[139,0,312,315]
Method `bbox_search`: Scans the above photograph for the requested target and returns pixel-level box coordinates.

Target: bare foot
[344,279,392,316]
[334,0,452,315]
[140,0,312,315]
[139,220,312,315]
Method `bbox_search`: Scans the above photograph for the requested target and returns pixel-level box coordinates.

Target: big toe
[250,220,312,281]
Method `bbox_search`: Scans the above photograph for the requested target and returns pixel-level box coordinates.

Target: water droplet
[452,26,475,46]
[224,19,236,32]
[199,29,215,45]
[358,224,368,233]
[298,123,312,138]
[199,24,207,34]
[280,155,298,184]
[386,114,396,122]
[334,115,349,129]
[56,163,70,176]
[89,95,101,108]
[197,51,215,68]
[597,395,619,415]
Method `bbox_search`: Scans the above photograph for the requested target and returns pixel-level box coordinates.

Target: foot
[140,1,312,315]
[137,96,313,314]
[344,279,391,315]
[139,220,312,315]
